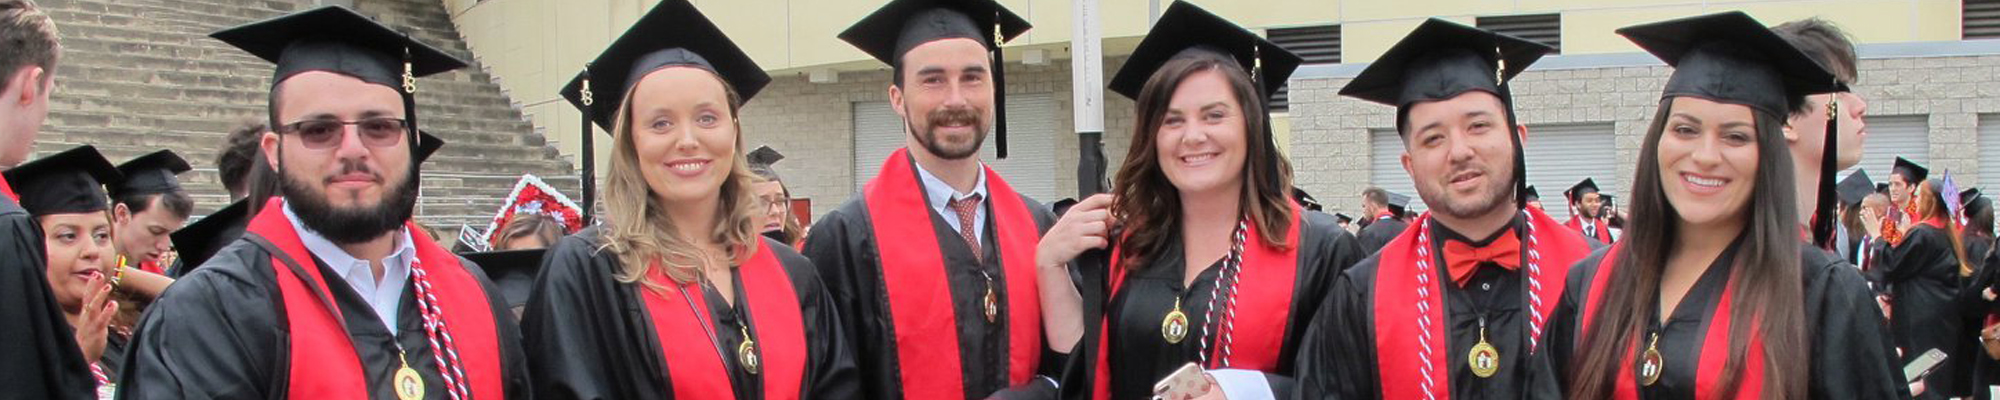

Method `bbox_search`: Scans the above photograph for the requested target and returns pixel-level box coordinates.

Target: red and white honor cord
[1197,220,1249,369]
[409,258,474,400]
[1409,209,1545,399]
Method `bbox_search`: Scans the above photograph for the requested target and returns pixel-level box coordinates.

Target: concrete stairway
[34,0,579,230]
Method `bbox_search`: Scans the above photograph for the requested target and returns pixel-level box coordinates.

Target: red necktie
[948,194,983,260]
[1442,233,1522,287]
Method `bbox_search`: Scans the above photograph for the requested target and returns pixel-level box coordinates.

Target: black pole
[1078,131,1106,197]
[580,65,597,225]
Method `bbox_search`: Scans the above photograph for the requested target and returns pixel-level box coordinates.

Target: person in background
[1355,187,1408,255]
[747,145,805,246]
[215,122,266,201]
[6,146,125,398]
[1773,18,1868,248]
[491,212,562,251]
[0,1,96,397]
[107,150,191,277]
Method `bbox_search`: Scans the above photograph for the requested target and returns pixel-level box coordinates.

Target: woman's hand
[74,275,115,363]
[1036,194,1117,269]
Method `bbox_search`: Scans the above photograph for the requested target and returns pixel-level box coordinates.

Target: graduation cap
[460,248,546,310]
[110,149,192,199]
[560,0,771,132]
[1564,178,1601,202]
[1892,157,1929,183]
[1523,185,1541,202]
[747,145,785,180]
[559,0,772,225]
[1341,18,1555,210]
[1964,188,1990,219]
[415,130,445,163]
[1333,213,1354,224]
[839,0,1031,158]
[212,5,467,174]
[1291,187,1323,212]
[1618,12,1842,117]
[167,199,249,276]
[2,145,122,216]
[1838,170,1875,207]
[1386,191,1412,216]
[1107,1,1303,102]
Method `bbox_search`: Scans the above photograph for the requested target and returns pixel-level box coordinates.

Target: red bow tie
[1442,233,1521,287]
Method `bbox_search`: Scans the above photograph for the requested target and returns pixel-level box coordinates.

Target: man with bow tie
[1292,19,1596,399]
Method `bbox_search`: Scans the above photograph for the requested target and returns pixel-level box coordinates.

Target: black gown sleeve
[520,229,659,400]
[770,241,864,399]
[1294,258,1381,400]
[455,255,535,400]
[0,207,95,400]
[1804,250,1913,399]
[116,246,281,400]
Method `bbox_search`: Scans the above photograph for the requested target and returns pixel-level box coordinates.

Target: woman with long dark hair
[1550,12,1905,399]
[519,1,858,398]
[1875,173,1976,398]
[1033,2,1363,399]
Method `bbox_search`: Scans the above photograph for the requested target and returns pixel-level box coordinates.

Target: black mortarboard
[748,146,784,169]
[168,199,249,276]
[111,150,191,198]
[1340,18,1553,112]
[1964,188,1990,218]
[839,0,1031,158]
[1107,1,1303,102]
[1523,185,1541,202]
[1386,191,1411,214]
[560,0,771,132]
[416,130,444,163]
[460,249,546,310]
[3,146,122,216]
[1617,12,1843,118]
[211,6,465,90]
[1565,178,1600,202]
[1893,157,1929,183]
[1291,187,1323,212]
[1837,170,1874,207]
[1334,213,1354,224]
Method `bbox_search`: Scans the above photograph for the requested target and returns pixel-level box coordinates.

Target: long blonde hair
[598,69,762,288]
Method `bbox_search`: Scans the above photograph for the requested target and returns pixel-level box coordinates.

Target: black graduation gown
[800,191,1059,400]
[1294,217,1562,400]
[1058,212,1362,400]
[520,228,860,400]
[1972,240,2000,399]
[0,194,95,400]
[116,237,532,400]
[1356,217,1407,256]
[1870,224,1965,398]
[1546,243,1906,399]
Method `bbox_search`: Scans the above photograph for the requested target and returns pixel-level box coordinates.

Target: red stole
[1089,204,1304,400]
[1580,245,1767,400]
[243,198,505,399]
[0,175,15,203]
[1374,207,1589,399]
[638,244,808,400]
[861,148,1042,399]
[138,260,162,275]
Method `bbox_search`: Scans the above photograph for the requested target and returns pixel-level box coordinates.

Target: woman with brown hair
[518,1,857,398]
[6,145,133,398]
[1873,171,1975,398]
[1549,12,1905,399]
[1033,2,1362,399]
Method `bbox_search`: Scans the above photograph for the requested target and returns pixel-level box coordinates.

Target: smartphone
[1152,362,1206,400]
[1905,348,1949,384]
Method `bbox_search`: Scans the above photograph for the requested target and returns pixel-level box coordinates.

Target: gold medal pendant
[982,278,1000,323]
[737,325,761,375]
[394,352,425,400]
[1468,325,1501,378]
[1161,298,1189,344]
[1640,332,1664,387]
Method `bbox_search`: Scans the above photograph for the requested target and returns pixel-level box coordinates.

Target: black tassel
[991,44,1008,159]
[1811,99,1840,249]
[579,65,597,225]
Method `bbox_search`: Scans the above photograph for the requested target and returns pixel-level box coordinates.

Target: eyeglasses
[276,117,409,150]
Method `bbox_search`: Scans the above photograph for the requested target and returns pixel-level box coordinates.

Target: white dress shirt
[914,161,990,245]
[285,202,416,333]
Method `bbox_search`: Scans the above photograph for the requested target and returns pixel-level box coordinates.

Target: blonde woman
[519,1,857,399]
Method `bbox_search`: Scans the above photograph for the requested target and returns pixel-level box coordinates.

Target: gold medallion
[1640,332,1664,387]
[983,283,1000,323]
[1468,326,1501,378]
[737,325,761,375]
[394,354,425,400]
[1162,298,1190,344]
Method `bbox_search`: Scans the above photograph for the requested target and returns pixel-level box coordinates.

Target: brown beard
[909,104,987,160]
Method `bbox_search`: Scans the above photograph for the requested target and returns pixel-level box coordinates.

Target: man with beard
[1294,19,1595,399]
[117,7,529,399]
[801,0,1061,398]
[0,1,95,398]
[1563,178,1613,243]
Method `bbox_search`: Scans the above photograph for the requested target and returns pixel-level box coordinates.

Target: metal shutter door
[1838,115,1929,182]
[1980,115,2000,190]
[851,94,1060,200]
[1523,123,1616,222]
[1370,129,1426,215]
[1369,123,1615,221]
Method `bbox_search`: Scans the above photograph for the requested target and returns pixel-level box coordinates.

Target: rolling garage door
[1839,115,1928,183]
[1369,123,1617,222]
[850,93,1060,201]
